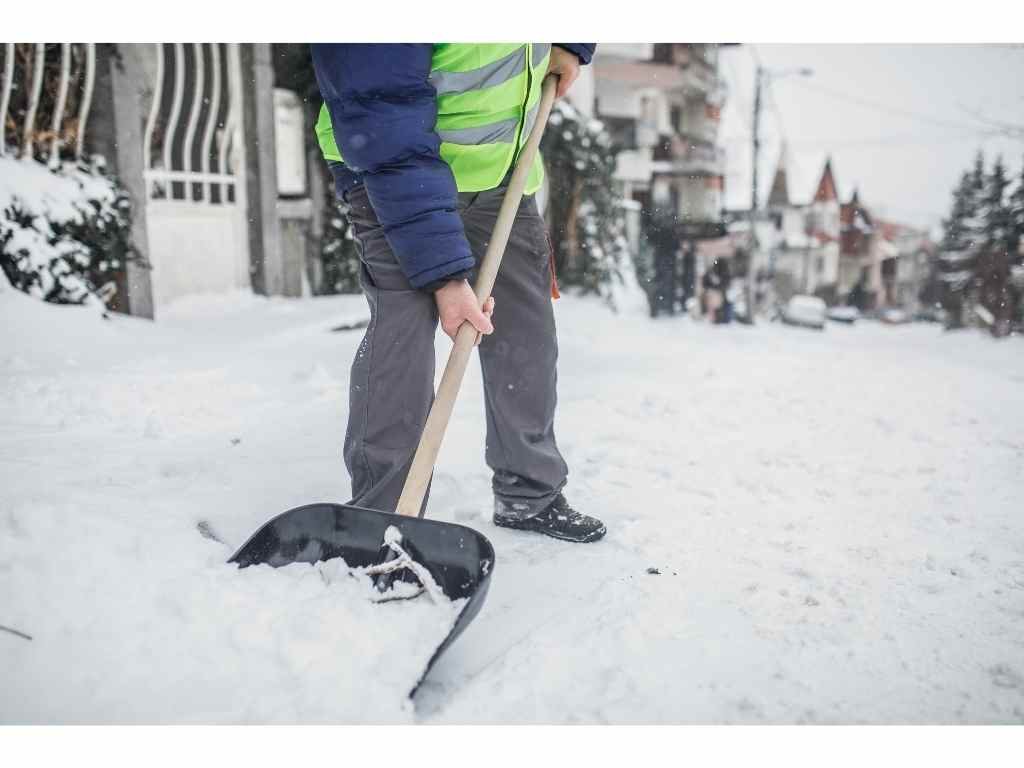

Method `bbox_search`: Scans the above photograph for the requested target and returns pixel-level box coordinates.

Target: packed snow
[2,279,1023,723]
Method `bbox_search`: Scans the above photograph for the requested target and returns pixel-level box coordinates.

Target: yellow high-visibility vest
[315,43,550,194]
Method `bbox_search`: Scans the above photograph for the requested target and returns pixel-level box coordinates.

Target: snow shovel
[229,74,561,695]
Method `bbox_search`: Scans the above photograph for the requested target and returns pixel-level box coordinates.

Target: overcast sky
[717,44,1024,233]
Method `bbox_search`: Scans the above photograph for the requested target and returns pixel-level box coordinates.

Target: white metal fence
[0,43,96,164]
[140,42,250,307]
[143,43,244,206]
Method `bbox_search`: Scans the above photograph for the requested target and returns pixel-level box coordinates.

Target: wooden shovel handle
[394,74,560,518]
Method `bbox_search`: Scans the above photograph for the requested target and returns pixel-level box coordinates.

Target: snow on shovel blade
[229,502,495,695]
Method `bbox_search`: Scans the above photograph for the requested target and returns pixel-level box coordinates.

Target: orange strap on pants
[545,231,560,299]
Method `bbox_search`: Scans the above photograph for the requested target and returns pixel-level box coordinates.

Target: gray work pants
[341,182,568,519]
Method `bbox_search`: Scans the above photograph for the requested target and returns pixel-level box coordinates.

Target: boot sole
[493,517,607,543]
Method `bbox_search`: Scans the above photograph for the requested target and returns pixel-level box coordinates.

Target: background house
[876,218,935,313]
[589,43,732,312]
[727,148,933,313]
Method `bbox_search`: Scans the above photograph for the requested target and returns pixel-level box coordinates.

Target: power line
[788,79,1016,139]
[786,131,1000,149]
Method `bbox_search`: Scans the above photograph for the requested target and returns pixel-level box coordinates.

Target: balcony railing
[652,135,725,175]
[594,57,719,97]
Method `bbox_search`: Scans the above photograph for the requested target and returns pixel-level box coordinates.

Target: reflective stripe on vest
[532,43,551,68]
[315,43,551,194]
[438,116,519,146]
[429,46,526,96]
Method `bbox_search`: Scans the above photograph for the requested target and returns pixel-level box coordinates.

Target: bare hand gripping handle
[394,74,560,518]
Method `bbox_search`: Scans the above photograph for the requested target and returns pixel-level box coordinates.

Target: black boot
[493,493,606,543]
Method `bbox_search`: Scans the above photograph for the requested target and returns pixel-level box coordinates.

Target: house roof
[874,217,937,253]
[813,158,838,203]
[767,144,790,208]
[841,189,873,231]
[875,217,924,241]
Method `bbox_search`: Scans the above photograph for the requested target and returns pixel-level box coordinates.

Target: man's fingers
[470,306,494,336]
[556,70,576,98]
[469,308,492,347]
[472,298,495,346]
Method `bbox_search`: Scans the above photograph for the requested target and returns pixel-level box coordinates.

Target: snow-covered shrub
[0,156,141,309]
[320,192,362,295]
[541,100,631,305]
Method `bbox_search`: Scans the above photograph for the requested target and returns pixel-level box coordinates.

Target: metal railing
[0,43,96,163]
[142,43,243,205]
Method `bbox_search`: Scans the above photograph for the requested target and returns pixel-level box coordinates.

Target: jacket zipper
[510,43,533,172]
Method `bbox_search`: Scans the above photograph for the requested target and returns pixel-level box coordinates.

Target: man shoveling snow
[311,43,606,543]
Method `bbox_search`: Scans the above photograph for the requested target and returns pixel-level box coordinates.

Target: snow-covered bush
[541,100,631,304]
[0,155,141,309]
[320,193,362,295]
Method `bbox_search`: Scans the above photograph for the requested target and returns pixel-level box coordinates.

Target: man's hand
[435,279,495,344]
[547,47,580,99]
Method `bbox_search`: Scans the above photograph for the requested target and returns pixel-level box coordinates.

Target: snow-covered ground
[2,281,1023,724]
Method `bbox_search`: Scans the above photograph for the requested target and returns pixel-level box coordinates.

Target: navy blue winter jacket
[311,44,596,290]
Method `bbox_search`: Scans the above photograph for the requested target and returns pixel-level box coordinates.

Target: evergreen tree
[975,156,1014,333]
[937,152,985,327]
[936,172,974,326]
[541,100,630,303]
[1008,160,1024,327]
[935,152,1024,334]
[1012,160,1024,254]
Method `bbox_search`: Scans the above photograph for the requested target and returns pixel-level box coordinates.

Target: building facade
[591,44,731,311]
[756,151,842,303]
[732,149,932,313]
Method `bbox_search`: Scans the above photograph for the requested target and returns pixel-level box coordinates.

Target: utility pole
[743,63,812,323]
[745,66,763,324]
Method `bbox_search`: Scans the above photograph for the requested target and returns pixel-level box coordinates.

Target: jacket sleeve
[554,44,596,65]
[310,44,475,290]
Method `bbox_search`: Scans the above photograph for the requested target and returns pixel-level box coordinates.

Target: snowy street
[2,285,1023,723]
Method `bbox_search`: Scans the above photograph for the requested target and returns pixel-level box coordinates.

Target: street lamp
[745,64,813,322]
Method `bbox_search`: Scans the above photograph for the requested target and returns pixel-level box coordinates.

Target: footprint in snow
[989,664,1024,691]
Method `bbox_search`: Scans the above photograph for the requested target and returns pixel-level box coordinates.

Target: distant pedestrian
[715,258,733,324]
[702,259,726,323]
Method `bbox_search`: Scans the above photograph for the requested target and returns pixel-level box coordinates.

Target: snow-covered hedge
[541,100,630,304]
[320,194,362,295]
[0,156,141,309]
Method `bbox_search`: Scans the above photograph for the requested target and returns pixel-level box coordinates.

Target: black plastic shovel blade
[229,502,495,695]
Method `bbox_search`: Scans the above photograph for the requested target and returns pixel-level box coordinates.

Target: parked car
[827,306,860,324]
[880,307,911,325]
[781,295,827,330]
